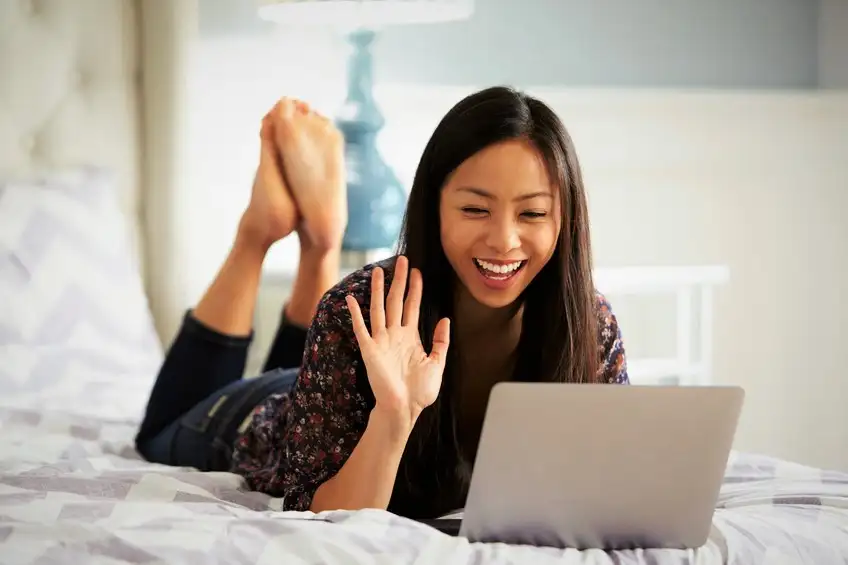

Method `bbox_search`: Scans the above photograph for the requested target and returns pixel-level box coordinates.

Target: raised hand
[345,256,451,430]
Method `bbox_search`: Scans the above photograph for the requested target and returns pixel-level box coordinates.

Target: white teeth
[475,259,524,274]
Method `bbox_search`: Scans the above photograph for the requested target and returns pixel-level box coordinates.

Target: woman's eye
[522,211,547,219]
[461,207,488,215]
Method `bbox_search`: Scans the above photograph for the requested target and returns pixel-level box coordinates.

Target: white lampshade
[257,0,474,28]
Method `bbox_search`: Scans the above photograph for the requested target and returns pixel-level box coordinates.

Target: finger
[429,318,451,365]
[345,295,372,347]
[402,267,422,328]
[369,267,386,335]
[386,256,408,327]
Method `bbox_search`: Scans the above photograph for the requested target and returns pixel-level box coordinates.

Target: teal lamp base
[336,30,407,251]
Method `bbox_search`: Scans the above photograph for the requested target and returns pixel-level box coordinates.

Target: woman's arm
[310,406,412,512]
[312,257,450,512]
[233,263,418,512]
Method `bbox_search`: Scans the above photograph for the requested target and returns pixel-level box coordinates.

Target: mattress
[1,405,847,564]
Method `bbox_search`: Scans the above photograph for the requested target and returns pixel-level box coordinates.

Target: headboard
[0,0,196,344]
[0,0,143,253]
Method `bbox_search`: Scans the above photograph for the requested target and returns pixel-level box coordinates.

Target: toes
[294,100,311,114]
[270,98,342,145]
[271,96,315,123]
[307,108,339,133]
[264,99,283,123]
[277,97,297,121]
[260,114,275,141]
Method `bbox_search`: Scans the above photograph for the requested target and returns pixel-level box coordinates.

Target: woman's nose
[485,217,521,254]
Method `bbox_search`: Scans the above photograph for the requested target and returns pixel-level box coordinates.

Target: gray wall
[819,0,848,88]
[200,0,821,89]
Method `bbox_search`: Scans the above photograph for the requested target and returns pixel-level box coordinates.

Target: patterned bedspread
[1,405,847,565]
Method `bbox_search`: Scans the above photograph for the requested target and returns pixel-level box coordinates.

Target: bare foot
[272,98,348,250]
[238,113,299,250]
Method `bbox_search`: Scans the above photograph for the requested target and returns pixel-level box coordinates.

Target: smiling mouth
[474,258,527,280]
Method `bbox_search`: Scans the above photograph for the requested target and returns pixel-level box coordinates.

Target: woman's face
[439,139,561,309]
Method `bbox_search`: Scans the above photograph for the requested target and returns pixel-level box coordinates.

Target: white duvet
[1,405,847,565]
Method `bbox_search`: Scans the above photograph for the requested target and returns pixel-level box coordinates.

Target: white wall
[182,34,848,473]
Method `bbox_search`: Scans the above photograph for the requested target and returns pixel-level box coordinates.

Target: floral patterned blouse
[230,259,629,517]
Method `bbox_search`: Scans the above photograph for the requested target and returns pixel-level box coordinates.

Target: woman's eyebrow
[455,186,552,201]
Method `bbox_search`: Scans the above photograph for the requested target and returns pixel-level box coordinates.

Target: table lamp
[257,0,474,251]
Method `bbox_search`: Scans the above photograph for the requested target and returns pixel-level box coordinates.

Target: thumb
[428,318,451,365]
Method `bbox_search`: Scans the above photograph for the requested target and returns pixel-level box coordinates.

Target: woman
[135,86,629,520]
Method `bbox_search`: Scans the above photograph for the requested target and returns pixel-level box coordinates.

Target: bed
[1,2,848,564]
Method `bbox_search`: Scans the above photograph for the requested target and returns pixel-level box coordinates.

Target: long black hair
[392,85,599,518]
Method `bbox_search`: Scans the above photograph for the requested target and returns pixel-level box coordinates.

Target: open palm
[345,256,451,426]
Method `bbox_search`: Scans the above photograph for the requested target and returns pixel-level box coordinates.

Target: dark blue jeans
[134,310,308,472]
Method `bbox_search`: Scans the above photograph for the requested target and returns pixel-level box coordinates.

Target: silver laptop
[453,382,744,549]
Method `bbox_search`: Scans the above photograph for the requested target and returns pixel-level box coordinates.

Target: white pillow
[0,167,163,421]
